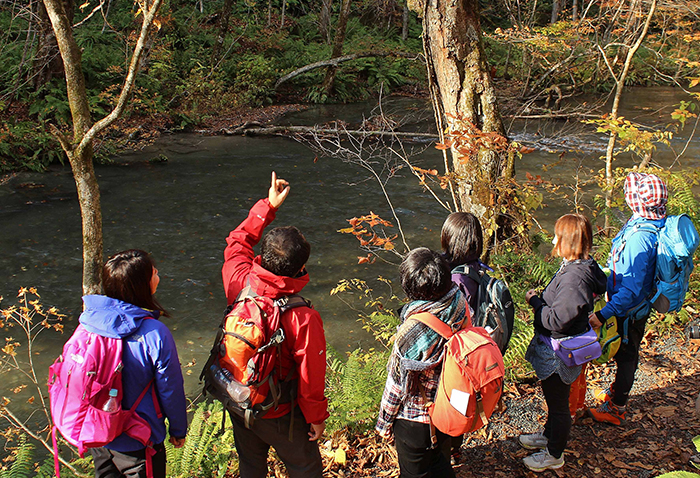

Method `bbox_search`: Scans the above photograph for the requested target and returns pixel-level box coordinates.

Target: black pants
[231,406,324,478]
[91,443,166,478]
[393,419,455,478]
[612,315,648,406]
[541,373,571,459]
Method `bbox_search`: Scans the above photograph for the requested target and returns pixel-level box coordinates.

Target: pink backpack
[48,323,159,477]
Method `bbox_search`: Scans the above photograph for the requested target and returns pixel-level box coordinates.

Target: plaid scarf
[624,172,667,220]
[388,285,467,386]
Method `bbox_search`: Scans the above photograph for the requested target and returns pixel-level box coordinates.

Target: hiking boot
[589,400,626,426]
[519,430,548,450]
[523,449,564,472]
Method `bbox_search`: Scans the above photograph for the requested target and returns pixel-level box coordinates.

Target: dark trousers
[91,443,166,478]
[541,373,571,459]
[393,419,455,478]
[231,406,324,478]
[612,315,648,406]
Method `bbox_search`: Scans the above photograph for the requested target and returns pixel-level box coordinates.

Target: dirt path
[325,331,700,478]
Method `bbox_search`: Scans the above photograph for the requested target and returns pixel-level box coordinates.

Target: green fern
[326,347,389,433]
[0,435,34,478]
[166,401,236,478]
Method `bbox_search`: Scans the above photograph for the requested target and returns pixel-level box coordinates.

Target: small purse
[544,327,602,367]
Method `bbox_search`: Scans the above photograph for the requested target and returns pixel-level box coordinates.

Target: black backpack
[451,264,514,355]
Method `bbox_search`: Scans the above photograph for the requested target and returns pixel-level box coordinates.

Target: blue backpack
[643,214,699,313]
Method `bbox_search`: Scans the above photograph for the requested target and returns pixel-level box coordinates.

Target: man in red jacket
[222,171,329,478]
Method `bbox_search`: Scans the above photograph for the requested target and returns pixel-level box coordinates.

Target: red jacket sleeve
[287,308,329,425]
[222,199,276,303]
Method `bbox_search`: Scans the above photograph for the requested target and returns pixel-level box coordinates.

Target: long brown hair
[552,214,593,261]
[102,249,167,315]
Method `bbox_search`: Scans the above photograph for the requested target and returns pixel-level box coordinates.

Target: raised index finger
[271,171,277,188]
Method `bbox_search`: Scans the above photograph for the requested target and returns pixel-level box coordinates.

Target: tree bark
[319,0,333,44]
[551,0,561,24]
[33,0,73,89]
[321,0,351,95]
[601,0,656,233]
[212,0,233,63]
[402,1,409,41]
[43,0,163,293]
[43,0,102,295]
[419,0,514,236]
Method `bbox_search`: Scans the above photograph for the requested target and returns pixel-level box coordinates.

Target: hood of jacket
[247,256,310,299]
[79,295,160,339]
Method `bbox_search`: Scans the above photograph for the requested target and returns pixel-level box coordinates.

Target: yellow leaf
[334,448,346,466]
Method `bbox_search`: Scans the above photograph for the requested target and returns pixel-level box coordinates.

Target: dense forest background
[1,0,699,172]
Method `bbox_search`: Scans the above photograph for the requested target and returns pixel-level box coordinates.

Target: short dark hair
[102,249,167,315]
[400,247,452,301]
[441,212,483,266]
[260,226,310,277]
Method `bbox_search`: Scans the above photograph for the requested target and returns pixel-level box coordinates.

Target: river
[0,86,698,402]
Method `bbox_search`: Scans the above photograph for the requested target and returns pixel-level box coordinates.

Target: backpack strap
[410,312,460,338]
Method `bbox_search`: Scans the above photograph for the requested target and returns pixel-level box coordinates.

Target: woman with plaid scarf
[376,248,468,478]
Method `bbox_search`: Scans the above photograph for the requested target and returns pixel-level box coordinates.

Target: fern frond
[2,435,35,478]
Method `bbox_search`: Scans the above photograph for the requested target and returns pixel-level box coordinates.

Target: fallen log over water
[209,123,439,141]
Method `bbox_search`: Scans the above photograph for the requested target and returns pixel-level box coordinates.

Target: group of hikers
[51,170,677,478]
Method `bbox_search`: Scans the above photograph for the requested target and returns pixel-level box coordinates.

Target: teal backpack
[641,214,699,313]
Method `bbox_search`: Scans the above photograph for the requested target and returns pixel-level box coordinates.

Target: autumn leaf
[357,255,372,264]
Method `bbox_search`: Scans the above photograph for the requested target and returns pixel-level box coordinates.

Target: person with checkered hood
[588,172,668,425]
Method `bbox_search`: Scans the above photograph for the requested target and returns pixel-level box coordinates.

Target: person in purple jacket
[79,250,188,478]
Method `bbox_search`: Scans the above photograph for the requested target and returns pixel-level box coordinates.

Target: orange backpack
[201,286,310,428]
[412,313,505,436]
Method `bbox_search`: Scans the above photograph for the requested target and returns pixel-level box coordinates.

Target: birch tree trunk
[601,0,656,232]
[42,0,163,293]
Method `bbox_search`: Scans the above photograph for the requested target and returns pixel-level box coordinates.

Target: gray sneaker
[523,449,565,472]
[518,430,548,450]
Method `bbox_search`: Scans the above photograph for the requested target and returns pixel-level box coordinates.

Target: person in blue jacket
[80,249,188,478]
[588,172,668,425]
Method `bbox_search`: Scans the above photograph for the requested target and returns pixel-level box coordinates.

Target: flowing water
[1,86,698,404]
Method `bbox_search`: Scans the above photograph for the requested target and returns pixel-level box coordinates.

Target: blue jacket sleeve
[600,229,657,320]
[152,324,189,439]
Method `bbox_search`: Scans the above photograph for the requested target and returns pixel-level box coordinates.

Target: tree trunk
[211,0,233,63]
[602,0,656,233]
[43,0,163,293]
[319,0,333,44]
[321,0,351,95]
[401,1,409,41]
[572,0,578,22]
[550,0,561,24]
[43,0,103,294]
[281,0,286,28]
[420,0,514,240]
[33,0,73,89]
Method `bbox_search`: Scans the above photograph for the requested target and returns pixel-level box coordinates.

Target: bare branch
[75,0,163,156]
